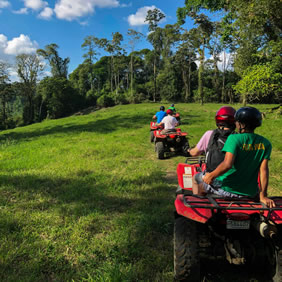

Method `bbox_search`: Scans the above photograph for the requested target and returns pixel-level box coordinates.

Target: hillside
[0,103,281,281]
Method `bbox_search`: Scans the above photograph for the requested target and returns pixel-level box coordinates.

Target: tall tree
[0,61,13,128]
[37,43,70,78]
[145,8,165,102]
[81,35,102,91]
[182,12,213,105]
[127,29,144,97]
[207,22,223,102]
[175,31,197,102]
[16,53,44,124]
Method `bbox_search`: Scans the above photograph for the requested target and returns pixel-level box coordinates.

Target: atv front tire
[174,215,201,281]
[150,131,155,143]
[156,142,165,159]
[182,140,190,157]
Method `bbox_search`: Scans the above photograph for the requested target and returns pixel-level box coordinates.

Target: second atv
[154,128,189,159]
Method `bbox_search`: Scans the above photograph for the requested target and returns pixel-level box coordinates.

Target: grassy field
[0,103,281,281]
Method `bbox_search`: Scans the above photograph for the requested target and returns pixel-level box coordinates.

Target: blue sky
[0,0,224,77]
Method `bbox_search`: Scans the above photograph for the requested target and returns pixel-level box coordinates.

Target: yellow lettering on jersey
[243,143,265,151]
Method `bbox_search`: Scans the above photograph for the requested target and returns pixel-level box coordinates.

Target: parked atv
[150,121,164,143]
[174,158,282,281]
[154,128,189,159]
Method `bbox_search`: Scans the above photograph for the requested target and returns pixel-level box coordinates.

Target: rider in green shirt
[168,104,176,114]
[192,107,275,208]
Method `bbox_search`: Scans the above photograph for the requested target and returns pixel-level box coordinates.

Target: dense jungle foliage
[0,0,281,129]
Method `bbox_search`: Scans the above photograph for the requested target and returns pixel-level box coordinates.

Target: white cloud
[2,34,38,56]
[0,34,39,82]
[127,6,165,26]
[38,7,53,19]
[0,34,8,51]
[22,0,47,11]
[0,0,10,9]
[54,0,119,21]
[209,51,234,71]
[120,2,131,8]
[13,7,28,14]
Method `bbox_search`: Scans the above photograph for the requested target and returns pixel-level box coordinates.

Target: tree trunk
[221,50,226,103]
[182,68,189,102]
[130,55,133,96]
[188,59,191,101]
[198,46,204,105]
[153,57,157,102]
[110,56,113,92]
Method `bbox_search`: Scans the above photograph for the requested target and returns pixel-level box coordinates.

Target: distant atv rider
[159,109,179,134]
[188,106,236,172]
[168,104,176,115]
[153,106,167,124]
[192,107,274,208]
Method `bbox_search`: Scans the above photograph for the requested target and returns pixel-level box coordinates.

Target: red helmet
[166,109,173,115]
[215,106,236,126]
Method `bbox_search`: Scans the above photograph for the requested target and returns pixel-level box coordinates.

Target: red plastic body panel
[150,122,163,130]
[175,194,213,223]
[154,129,188,139]
[177,163,206,190]
[175,194,282,224]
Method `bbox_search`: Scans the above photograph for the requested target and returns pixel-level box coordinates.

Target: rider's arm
[203,152,235,184]
[153,115,157,120]
[188,147,202,156]
[259,159,275,208]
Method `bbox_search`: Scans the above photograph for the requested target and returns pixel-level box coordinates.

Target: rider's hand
[203,173,214,185]
[260,196,276,208]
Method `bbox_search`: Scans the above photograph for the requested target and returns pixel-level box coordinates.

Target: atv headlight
[176,137,181,143]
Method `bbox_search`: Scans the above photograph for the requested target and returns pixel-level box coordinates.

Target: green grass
[0,103,281,281]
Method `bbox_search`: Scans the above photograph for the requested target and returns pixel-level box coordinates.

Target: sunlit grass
[0,103,280,281]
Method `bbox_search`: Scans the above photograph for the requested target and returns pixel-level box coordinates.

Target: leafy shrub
[96,94,115,107]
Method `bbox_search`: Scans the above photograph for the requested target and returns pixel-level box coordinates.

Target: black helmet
[160,106,165,111]
[171,104,174,107]
[235,107,262,129]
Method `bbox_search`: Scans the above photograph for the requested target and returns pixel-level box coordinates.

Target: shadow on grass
[0,168,176,281]
[0,113,153,144]
[0,169,269,281]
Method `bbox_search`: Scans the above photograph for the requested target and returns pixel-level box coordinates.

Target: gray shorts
[194,172,243,198]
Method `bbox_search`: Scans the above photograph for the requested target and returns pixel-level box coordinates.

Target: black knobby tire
[261,240,282,282]
[156,142,165,159]
[150,131,155,143]
[174,215,201,281]
[273,249,282,282]
[182,140,190,157]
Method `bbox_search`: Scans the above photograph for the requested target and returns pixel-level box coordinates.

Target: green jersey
[217,133,272,197]
[168,106,176,113]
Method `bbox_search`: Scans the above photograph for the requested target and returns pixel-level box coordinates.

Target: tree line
[0,0,281,130]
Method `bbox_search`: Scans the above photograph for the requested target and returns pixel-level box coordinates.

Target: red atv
[174,158,282,281]
[150,121,164,143]
[154,128,189,159]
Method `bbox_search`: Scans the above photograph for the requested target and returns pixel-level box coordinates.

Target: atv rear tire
[156,142,165,159]
[150,131,155,143]
[260,241,282,282]
[272,249,282,282]
[174,215,201,281]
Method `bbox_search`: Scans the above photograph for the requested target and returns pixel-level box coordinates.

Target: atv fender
[175,194,212,223]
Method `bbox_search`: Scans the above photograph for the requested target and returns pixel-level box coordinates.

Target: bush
[86,89,97,106]
[192,87,216,103]
[96,95,115,107]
